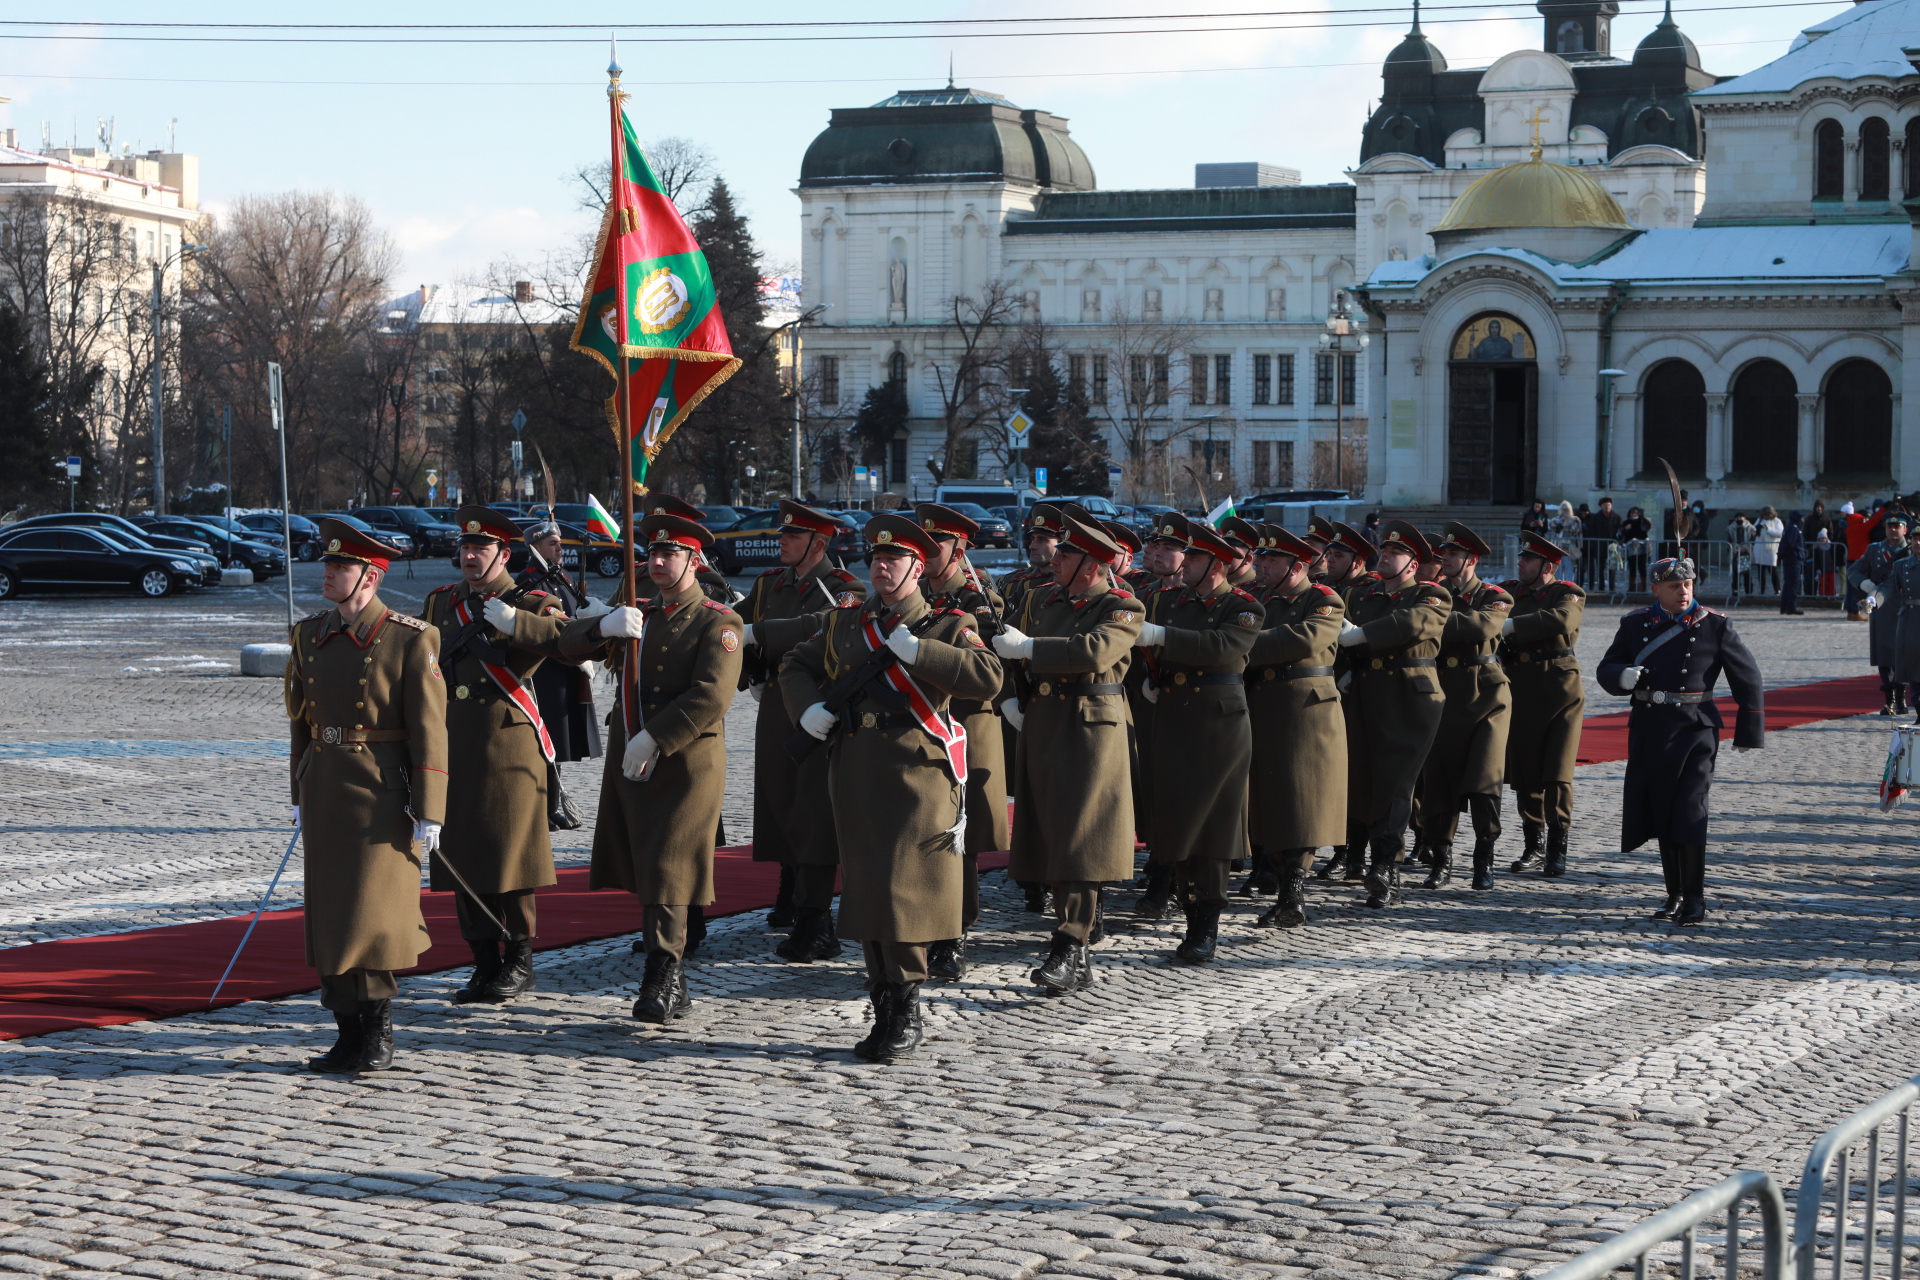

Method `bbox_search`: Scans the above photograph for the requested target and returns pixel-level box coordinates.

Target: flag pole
[608,40,639,731]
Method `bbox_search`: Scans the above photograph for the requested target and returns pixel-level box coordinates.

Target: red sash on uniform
[861,614,968,785]
[452,595,556,762]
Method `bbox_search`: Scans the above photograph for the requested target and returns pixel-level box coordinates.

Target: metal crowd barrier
[1540,1172,1788,1280]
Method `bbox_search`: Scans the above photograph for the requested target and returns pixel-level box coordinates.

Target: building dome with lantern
[1430,149,1635,260]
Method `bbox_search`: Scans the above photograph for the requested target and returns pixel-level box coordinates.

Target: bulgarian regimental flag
[570,89,740,489]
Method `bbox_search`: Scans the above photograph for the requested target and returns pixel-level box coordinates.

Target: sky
[0,0,1852,295]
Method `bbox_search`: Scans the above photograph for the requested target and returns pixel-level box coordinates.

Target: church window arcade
[1822,358,1893,479]
[1860,117,1891,202]
[1814,120,1844,200]
[1730,359,1797,476]
[1641,360,1706,479]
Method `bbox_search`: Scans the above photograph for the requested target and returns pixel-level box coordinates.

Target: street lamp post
[150,242,206,515]
[1318,290,1371,494]
[774,304,831,500]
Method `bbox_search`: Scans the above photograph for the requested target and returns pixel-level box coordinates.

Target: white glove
[1337,620,1367,648]
[1619,665,1646,690]
[992,626,1034,660]
[575,596,611,621]
[483,596,517,636]
[745,622,760,645]
[600,606,644,639]
[622,729,660,781]
[885,625,921,664]
[412,820,442,853]
[800,702,837,741]
[999,697,1026,731]
[1141,679,1159,704]
[291,805,301,831]
[1136,622,1167,647]
[1868,590,1885,611]
[1337,671,1353,691]
[1501,617,1516,636]
[749,683,764,703]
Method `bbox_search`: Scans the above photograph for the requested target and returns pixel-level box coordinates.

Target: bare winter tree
[572,136,717,216]
[1084,299,1193,505]
[923,280,1020,486]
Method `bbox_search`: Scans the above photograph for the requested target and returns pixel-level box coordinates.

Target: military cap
[1376,519,1433,563]
[1437,520,1492,558]
[1186,519,1238,562]
[1885,508,1912,528]
[1328,520,1374,560]
[453,505,521,545]
[1146,512,1192,546]
[1026,504,1065,536]
[1101,519,1143,556]
[1221,516,1261,554]
[1255,523,1316,561]
[639,512,713,552]
[1060,513,1126,567]
[1649,555,1696,583]
[915,502,980,543]
[865,511,938,561]
[317,517,400,572]
[1307,513,1338,543]
[1301,530,1330,555]
[644,492,707,521]
[778,500,841,538]
[1517,529,1567,565]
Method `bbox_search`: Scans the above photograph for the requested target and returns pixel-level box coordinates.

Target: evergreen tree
[1012,325,1111,495]
[850,378,907,476]
[0,303,64,514]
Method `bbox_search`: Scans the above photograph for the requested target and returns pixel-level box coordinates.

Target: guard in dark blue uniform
[1595,556,1765,924]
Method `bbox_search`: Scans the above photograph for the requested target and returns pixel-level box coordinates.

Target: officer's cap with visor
[1254,523,1317,562]
[915,503,981,544]
[778,500,840,539]
[1377,519,1434,564]
[1517,529,1567,565]
[864,512,938,563]
[1327,520,1375,561]
[1146,512,1193,548]
[1220,516,1261,555]
[644,492,706,521]
[453,505,522,546]
[1185,519,1238,563]
[1101,519,1143,558]
[316,517,399,572]
[1025,504,1065,538]
[1438,520,1493,559]
[638,512,714,554]
[1649,556,1696,583]
[1058,512,1126,568]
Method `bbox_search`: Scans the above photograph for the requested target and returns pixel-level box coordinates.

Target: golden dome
[1433,154,1632,233]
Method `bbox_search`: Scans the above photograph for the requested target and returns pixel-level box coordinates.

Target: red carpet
[0,846,1010,1042]
[1575,673,1884,764]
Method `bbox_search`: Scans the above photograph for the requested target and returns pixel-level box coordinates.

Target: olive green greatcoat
[1346,578,1452,841]
[1246,581,1347,851]
[285,597,447,976]
[1142,580,1264,863]
[1325,568,1381,838]
[1422,575,1514,806]
[924,559,1011,854]
[1006,579,1142,884]
[1499,577,1587,799]
[778,591,1004,943]
[1123,580,1176,840]
[556,577,743,905]
[740,560,868,865]
[421,572,572,901]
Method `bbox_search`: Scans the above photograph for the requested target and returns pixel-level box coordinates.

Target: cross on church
[1524,107,1550,158]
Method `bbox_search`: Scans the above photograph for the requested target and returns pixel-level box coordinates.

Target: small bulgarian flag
[571,70,741,490]
[584,493,621,541]
[1206,496,1238,528]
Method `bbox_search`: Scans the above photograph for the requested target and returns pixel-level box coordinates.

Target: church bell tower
[1537,0,1619,60]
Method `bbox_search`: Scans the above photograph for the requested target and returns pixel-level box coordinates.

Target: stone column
[1797,392,1822,488]
[1611,391,1642,489]
[1846,135,1860,207]
[1896,138,1909,205]
[1705,392,1731,484]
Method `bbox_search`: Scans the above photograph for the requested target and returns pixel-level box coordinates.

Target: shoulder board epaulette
[702,599,733,613]
[1499,579,1521,591]
[1627,604,1657,618]
[1700,605,1726,618]
[759,567,782,578]
[943,607,969,617]
[1313,583,1338,598]
[426,583,456,596]
[1110,586,1135,600]
[829,567,859,582]
[1555,581,1589,597]
[521,589,550,600]
[387,613,429,631]
[298,608,327,625]
[1230,587,1259,603]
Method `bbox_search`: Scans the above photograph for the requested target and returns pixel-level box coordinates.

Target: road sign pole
[269,362,293,631]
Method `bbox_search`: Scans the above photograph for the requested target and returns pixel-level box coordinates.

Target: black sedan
[239,512,322,561]
[308,513,416,559]
[940,502,1014,548]
[0,525,204,599]
[3,513,222,585]
[133,516,286,578]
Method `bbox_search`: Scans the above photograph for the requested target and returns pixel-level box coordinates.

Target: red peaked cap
[452,505,522,545]
[1327,521,1374,560]
[1101,519,1143,556]
[1060,513,1125,567]
[1376,519,1434,562]
[865,512,938,561]
[778,500,840,538]
[1185,519,1238,562]
[915,503,981,542]
[1255,524,1317,561]
[316,517,398,572]
[640,512,713,553]
[1518,529,1567,565]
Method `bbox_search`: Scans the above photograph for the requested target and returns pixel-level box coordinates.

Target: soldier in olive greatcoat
[1421,522,1513,891]
[738,501,867,959]
[991,514,1141,993]
[1133,516,1263,962]
[1221,517,1262,591]
[1128,516,1188,916]
[1245,524,1346,927]
[1335,519,1451,908]
[780,514,1004,1062]
[1500,530,1588,877]
[552,513,743,1024]
[997,503,1065,913]
[1849,509,1912,713]
[287,519,447,1073]
[1318,521,1379,884]
[422,506,574,1007]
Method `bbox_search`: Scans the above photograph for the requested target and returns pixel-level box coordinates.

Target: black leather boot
[1175,902,1220,963]
[1315,847,1347,881]
[1032,931,1092,994]
[1239,852,1279,897]
[852,983,893,1061]
[1088,890,1106,945]
[1470,841,1495,891]
[1343,836,1369,881]
[356,1000,394,1071]
[307,1012,363,1073]
[1422,842,1453,890]
[875,982,925,1062]
[481,940,535,1002]
[1543,825,1570,877]
[767,864,797,929]
[776,909,844,963]
[1654,842,1681,919]
[1022,881,1050,914]
[1258,869,1310,928]
[1510,822,1545,873]
[1675,895,1707,925]
[684,906,707,957]
[1899,687,1911,715]
[1674,845,1707,924]
[633,951,691,1024]
[1883,693,1898,717]
[1364,842,1403,909]
[453,939,502,1004]
[1468,794,1500,891]
[1135,864,1174,919]
[926,935,968,981]
[1408,828,1430,867]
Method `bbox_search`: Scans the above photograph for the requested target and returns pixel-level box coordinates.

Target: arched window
[1824,358,1893,477]
[887,351,906,384]
[1860,118,1891,200]
[1814,120,1844,199]
[1556,20,1584,52]
[1731,360,1798,475]
[1642,360,1706,478]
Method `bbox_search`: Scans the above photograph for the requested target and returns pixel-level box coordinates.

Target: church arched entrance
[1447,312,1537,504]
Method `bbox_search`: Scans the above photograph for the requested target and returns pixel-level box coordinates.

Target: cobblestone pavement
[2,577,1913,1280]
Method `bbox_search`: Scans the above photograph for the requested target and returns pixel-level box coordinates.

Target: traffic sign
[511,440,523,470]
[1033,467,1048,495]
[1107,464,1122,492]
[1005,409,1034,451]
[425,469,439,488]
[511,408,527,434]
[428,486,438,501]
[65,456,81,478]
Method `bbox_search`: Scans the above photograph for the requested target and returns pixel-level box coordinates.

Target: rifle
[441,544,568,666]
[957,563,1034,711]
[785,610,948,763]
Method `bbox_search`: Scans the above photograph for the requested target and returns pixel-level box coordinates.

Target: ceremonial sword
[209,825,302,1008]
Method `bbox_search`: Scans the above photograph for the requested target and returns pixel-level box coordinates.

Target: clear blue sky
[2,0,1838,292]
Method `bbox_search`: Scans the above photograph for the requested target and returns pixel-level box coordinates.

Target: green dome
[799,87,1095,191]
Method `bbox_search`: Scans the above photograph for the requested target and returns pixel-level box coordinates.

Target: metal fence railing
[1792,1074,1920,1280]
[1473,535,1852,607]
[1541,1172,1788,1280]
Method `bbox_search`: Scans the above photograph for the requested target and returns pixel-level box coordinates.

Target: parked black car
[3,513,222,585]
[238,512,321,561]
[308,513,416,559]
[0,525,204,599]
[936,502,1014,548]
[132,516,286,578]
[507,518,622,578]
[707,509,863,575]
[353,506,462,556]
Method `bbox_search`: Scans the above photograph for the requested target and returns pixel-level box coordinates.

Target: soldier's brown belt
[451,682,505,700]
[846,711,921,733]
[1248,665,1334,682]
[1160,672,1244,688]
[1632,689,1709,704]
[1357,656,1435,674]
[308,726,410,745]
[1441,654,1502,668]
[1507,648,1576,663]
[1031,681,1124,697]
